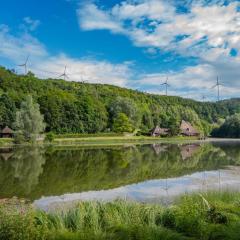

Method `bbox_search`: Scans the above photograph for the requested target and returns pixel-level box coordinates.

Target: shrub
[45,132,55,143]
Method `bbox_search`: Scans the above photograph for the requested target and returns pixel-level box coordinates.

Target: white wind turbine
[18,55,29,75]
[58,66,69,80]
[160,77,170,96]
[212,76,223,101]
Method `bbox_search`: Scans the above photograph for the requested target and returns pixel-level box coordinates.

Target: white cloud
[33,54,131,86]
[78,0,240,61]
[77,3,125,33]
[0,24,47,62]
[77,0,240,99]
[0,24,131,87]
[138,62,240,100]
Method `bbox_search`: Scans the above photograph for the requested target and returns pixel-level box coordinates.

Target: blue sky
[0,0,240,100]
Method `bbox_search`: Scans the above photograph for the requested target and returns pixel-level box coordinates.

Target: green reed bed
[1,191,240,240]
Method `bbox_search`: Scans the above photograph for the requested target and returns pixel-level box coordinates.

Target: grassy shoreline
[1,135,239,148]
[0,135,200,147]
[1,191,240,240]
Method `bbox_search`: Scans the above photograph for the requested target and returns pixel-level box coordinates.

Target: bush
[45,132,55,143]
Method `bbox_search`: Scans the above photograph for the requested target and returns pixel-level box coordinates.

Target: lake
[0,141,240,210]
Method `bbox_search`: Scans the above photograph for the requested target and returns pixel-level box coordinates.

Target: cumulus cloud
[78,1,240,59]
[0,24,47,62]
[138,62,240,100]
[0,24,131,87]
[77,0,240,99]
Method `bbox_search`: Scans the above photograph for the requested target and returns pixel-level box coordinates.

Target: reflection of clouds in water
[35,167,240,211]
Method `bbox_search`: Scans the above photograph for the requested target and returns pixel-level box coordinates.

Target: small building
[180,120,199,137]
[1,126,14,138]
[150,126,170,137]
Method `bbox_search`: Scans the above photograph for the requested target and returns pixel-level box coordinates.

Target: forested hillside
[0,66,239,135]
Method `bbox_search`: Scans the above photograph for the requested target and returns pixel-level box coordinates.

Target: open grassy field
[1,191,240,240]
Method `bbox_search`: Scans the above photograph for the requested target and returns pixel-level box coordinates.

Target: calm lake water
[0,141,240,209]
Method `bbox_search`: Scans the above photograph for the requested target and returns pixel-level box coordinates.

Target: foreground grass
[1,191,240,240]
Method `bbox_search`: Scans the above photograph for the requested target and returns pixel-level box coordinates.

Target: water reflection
[35,168,240,211]
[0,142,239,204]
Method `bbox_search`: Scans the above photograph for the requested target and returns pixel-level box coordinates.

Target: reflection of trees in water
[0,146,45,198]
[0,142,239,200]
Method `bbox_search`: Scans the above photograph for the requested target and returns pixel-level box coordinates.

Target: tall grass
[1,191,240,239]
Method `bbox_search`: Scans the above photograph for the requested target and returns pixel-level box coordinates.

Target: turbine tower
[160,77,170,96]
[212,76,223,101]
[58,66,69,80]
[201,95,206,102]
[18,55,29,75]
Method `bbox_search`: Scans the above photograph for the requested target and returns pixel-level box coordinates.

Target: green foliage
[112,113,134,133]
[212,114,240,138]
[14,95,45,143]
[45,132,55,143]
[0,66,239,135]
[109,96,140,126]
[168,117,181,136]
[0,94,16,128]
[1,191,240,240]
[0,201,48,240]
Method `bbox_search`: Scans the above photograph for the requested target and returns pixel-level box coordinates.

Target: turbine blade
[58,74,64,78]
[25,55,29,64]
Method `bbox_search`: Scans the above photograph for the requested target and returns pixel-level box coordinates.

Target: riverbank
[1,191,240,240]
[1,135,240,147]
[0,135,199,147]
[52,135,200,146]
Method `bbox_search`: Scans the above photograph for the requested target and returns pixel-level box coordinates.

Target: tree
[112,113,134,133]
[0,94,16,128]
[14,95,45,143]
[168,117,180,136]
[212,114,240,138]
[109,97,140,126]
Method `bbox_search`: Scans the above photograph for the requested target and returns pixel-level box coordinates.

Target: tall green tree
[109,97,140,127]
[112,113,134,133]
[14,95,45,143]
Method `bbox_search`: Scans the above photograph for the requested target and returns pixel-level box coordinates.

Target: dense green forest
[0,66,239,135]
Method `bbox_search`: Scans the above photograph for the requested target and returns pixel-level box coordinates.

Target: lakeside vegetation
[1,191,240,240]
[0,66,240,138]
[212,114,240,138]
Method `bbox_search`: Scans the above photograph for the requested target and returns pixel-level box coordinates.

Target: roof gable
[1,126,13,134]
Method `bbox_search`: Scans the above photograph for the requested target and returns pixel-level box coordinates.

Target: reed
[0,191,240,240]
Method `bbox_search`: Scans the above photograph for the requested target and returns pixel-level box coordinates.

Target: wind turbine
[58,66,69,80]
[160,77,170,96]
[201,95,206,102]
[212,76,223,101]
[18,55,29,75]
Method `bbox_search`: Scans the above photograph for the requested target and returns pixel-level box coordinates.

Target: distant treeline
[0,66,239,135]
